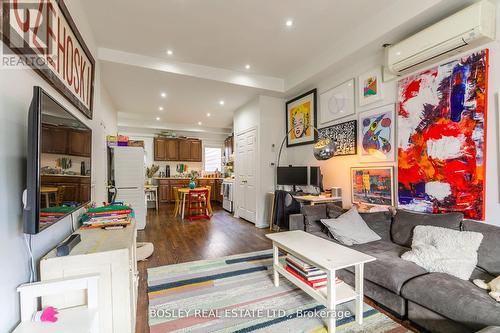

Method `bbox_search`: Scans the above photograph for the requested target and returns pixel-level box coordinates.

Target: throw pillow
[321,207,381,246]
[401,225,483,280]
[302,205,327,233]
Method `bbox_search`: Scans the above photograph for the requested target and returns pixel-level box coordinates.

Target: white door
[236,128,257,223]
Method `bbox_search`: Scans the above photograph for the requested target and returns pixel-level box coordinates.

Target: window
[204,147,222,172]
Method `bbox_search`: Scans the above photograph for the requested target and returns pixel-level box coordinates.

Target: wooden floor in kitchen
[135,203,273,333]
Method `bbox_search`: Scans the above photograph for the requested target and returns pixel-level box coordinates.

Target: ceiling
[80,0,475,134]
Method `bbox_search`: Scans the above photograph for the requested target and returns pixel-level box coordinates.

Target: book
[285,259,326,277]
[286,262,327,281]
[286,254,319,271]
[87,209,132,217]
[285,266,327,289]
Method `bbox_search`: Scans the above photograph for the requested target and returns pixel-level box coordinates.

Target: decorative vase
[189,180,196,189]
[147,178,153,185]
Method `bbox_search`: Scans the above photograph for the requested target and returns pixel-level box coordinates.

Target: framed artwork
[319,79,355,124]
[351,167,394,206]
[358,68,383,106]
[398,49,488,220]
[286,89,317,147]
[358,104,395,162]
[318,120,357,156]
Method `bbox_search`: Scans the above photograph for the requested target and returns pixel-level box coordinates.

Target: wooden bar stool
[205,185,213,216]
[172,187,181,217]
[186,189,210,221]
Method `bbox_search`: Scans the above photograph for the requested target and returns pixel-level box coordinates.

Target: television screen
[277,166,308,186]
[24,87,92,234]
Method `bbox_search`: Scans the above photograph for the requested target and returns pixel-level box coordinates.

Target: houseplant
[146,164,160,185]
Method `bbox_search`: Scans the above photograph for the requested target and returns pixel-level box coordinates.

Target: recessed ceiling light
[198,121,202,126]
[206,113,211,117]
[285,19,293,27]
[156,117,161,121]
[219,100,225,105]
[158,106,164,111]
[160,92,167,98]
[166,49,173,55]
[245,64,251,70]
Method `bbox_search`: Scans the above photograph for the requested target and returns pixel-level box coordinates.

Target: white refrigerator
[109,146,146,230]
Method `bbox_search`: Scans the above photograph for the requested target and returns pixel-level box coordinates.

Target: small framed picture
[358,104,395,162]
[358,68,383,106]
[319,79,355,124]
[351,166,394,206]
[286,89,317,147]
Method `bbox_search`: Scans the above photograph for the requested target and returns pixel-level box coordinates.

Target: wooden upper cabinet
[42,125,68,154]
[68,130,91,157]
[189,140,202,162]
[178,140,191,161]
[165,139,179,161]
[154,138,167,161]
[154,137,202,162]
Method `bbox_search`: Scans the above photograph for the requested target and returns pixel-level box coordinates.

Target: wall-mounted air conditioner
[385,0,495,76]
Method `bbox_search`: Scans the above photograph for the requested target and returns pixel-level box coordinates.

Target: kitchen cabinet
[68,130,91,157]
[41,175,91,203]
[42,125,91,157]
[158,180,171,203]
[157,178,223,203]
[214,179,223,203]
[155,138,201,162]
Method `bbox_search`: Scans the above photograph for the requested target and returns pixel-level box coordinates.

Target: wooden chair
[172,187,181,217]
[13,274,100,333]
[186,189,210,221]
[55,186,66,206]
[205,185,213,216]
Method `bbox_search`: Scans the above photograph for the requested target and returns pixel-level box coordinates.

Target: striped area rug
[148,250,409,333]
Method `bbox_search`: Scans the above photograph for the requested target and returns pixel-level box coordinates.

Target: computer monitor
[277,166,308,186]
[309,166,323,191]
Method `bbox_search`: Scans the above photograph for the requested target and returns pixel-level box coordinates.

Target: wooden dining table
[178,187,209,219]
[40,186,59,208]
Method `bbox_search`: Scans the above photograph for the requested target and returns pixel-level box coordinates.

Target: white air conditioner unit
[385,0,495,76]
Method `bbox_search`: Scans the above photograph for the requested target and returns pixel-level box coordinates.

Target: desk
[293,195,342,206]
[41,186,59,208]
[178,187,209,219]
[144,185,158,211]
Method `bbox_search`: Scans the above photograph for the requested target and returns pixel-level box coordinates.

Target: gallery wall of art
[284,37,500,226]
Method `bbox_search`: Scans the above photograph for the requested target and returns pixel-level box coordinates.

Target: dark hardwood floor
[135,203,273,333]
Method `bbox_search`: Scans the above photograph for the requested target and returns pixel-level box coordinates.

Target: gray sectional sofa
[289,204,500,333]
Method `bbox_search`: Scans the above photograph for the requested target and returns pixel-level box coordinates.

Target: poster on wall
[318,120,357,156]
[358,68,383,106]
[358,104,395,162]
[351,167,394,206]
[0,0,95,119]
[319,79,355,124]
[286,89,317,147]
[397,49,488,220]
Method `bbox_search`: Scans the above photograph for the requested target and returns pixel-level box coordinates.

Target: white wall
[233,95,284,228]
[286,27,500,227]
[0,1,117,330]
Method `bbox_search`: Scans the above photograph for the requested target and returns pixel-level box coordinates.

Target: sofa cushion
[462,220,500,275]
[401,273,500,328]
[345,240,427,294]
[326,202,346,218]
[359,211,392,241]
[301,205,327,233]
[391,209,463,247]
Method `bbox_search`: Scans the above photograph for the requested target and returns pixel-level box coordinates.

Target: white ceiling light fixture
[166,49,173,55]
[206,112,211,117]
[285,19,293,27]
[198,121,202,126]
[160,92,167,98]
[158,106,164,111]
[219,100,225,105]
[156,117,161,121]
[245,64,251,70]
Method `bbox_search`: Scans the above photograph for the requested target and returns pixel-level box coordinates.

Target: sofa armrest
[289,214,305,231]
[476,327,500,333]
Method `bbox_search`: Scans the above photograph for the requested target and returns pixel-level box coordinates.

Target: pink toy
[33,306,59,323]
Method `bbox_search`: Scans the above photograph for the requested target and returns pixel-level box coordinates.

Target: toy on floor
[473,275,500,302]
[33,306,59,323]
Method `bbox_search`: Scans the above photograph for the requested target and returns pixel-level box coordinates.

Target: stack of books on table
[80,204,133,229]
[285,254,343,289]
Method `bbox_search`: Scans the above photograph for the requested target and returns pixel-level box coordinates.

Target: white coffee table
[266,230,376,333]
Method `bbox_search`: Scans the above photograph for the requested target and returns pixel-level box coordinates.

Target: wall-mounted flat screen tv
[23,87,92,234]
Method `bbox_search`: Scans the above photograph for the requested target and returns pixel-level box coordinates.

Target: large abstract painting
[351,167,394,206]
[397,50,488,220]
[318,120,357,156]
[358,104,395,162]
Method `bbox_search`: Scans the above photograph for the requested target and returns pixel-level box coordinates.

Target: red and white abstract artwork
[397,50,488,220]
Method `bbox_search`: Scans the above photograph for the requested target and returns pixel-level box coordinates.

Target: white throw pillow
[320,207,381,246]
[401,225,483,280]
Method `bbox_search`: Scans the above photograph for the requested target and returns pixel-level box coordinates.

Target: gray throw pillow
[321,207,381,246]
[302,205,327,233]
